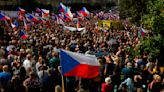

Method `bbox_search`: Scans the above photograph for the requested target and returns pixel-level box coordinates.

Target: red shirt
[101,83,113,92]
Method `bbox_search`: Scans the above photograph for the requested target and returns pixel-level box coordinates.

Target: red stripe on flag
[64,64,99,78]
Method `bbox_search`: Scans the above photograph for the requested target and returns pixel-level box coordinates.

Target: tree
[119,0,164,66]
[137,0,164,66]
[142,0,164,35]
[119,0,147,25]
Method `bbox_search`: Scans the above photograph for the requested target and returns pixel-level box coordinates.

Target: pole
[61,75,65,92]
[59,50,65,92]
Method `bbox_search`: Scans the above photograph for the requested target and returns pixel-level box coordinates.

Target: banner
[63,26,85,32]
[98,20,111,28]
[0,10,18,18]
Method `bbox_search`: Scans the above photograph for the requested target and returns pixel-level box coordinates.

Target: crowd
[0,10,164,92]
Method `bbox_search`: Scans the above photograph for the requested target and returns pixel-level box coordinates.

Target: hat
[105,77,111,84]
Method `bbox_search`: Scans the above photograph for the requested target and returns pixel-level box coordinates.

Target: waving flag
[18,7,25,14]
[59,3,67,12]
[36,7,41,13]
[79,7,90,17]
[38,17,46,24]
[0,13,10,20]
[56,15,64,25]
[60,49,100,78]
[75,12,84,20]
[11,21,19,28]
[64,15,72,21]
[76,11,84,17]
[11,23,16,28]
[26,14,39,22]
[139,28,149,37]
[19,30,28,39]
[64,7,73,20]
[41,9,50,17]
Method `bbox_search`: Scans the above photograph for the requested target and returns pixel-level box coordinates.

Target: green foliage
[138,34,164,56]
[119,0,147,25]
[120,0,164,65]
[142,0,164,35]
[139,0,164,63]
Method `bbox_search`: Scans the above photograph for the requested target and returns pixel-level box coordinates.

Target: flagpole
[59,49,65,92]
[61,74,65,92]
[78,77,82,91]
[23,17,27,33]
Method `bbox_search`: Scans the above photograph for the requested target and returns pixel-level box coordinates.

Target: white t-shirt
[23,59,32,74]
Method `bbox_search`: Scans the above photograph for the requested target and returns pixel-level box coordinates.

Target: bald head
[3,65,9,72]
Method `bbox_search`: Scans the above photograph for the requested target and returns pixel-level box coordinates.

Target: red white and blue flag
[64,7,73,20]
[26,14,39,22]
[0,13,10,20]
[11,20,19,28]
[41,9,50,17]
[56,15,64,25]
[79,7,90,17]
[18,7,25,14]
[64,15,72,21]
[59,3,67,12]
[19,30,28,39]
[36,7,41,13]
[60,49,100,78]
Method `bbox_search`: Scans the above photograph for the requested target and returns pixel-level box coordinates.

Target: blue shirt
[0,72,12,88]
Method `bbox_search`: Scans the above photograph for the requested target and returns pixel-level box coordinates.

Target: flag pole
[59,49,65,92]
[23,17,27,32]
[61,74,65,92]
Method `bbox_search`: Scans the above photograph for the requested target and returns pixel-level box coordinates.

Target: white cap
[105,77,112,84]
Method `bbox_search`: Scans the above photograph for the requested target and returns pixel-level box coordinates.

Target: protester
[0,65,11,92]
[23,71,41,92]
[101,77,113,92]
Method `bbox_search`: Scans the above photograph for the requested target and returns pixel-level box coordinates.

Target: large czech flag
[60,49,100,78]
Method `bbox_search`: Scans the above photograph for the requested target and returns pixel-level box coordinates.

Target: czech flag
[64,7,73,20]
[64,15,72,21]
[60,49,100,78]
[36,7,41,13]
[17,7,25,14]
[56,15,64,25]
[59,3,67,12]
[26,14,39,22]
[11,21,18,28]
[140,28,149,37]
[76,11,83,17]
[79,7,90,17]
[75,11,84,20]
[19,30,28,39]
[0,13,10,20]
[41,9,50,17]
[38,17,46,24]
